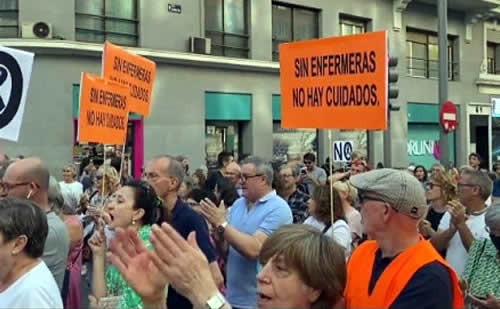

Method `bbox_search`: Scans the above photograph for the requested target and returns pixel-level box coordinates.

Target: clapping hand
[200,199,227,228]
[469,293,500,309]
[107,227,168,305]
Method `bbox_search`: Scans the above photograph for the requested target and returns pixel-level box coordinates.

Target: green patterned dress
[463,238,500,308]
[106,225,153,309]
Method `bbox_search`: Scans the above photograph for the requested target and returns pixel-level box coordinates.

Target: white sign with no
[333,141,353,162]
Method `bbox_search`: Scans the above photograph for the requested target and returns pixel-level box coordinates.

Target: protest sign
[0,46,34,142]
[333,141,354,162]
[78,73,130,145]
[279,31,388,130]
[102,41,156,116]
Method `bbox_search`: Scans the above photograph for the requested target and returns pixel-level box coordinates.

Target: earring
[132,219,136,225]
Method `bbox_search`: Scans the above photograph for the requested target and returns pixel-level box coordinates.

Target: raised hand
[107,227,168,304]
[149,223,219,308]
[88,219,106,257]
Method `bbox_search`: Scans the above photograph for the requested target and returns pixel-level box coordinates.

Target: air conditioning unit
[21,22,53,39]
[190,37,211,55]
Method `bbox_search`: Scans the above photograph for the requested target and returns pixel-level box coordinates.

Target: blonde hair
[430,170,457,203]
[259,224,346,309]
[97,165,120,194]
[332,181,358,204]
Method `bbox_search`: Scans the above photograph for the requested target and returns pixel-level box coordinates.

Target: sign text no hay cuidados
[78,73,130,145]
[279,31,388,130]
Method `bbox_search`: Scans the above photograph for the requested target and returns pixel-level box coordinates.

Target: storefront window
[273,122,317,163]
[73,121,135,177]
[205,122,240,169]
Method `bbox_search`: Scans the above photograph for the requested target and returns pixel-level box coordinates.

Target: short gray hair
[461,168,492,201]
[242,156,273,186]
[48,176,65,214]
[0,198,48,258]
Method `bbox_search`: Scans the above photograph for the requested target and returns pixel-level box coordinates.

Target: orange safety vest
[344,239,464,309]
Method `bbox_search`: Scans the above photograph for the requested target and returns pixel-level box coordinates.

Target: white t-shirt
[303,216,352,255]
[438,211,489,276]
[0,260,63,309]
[59,181,83,208]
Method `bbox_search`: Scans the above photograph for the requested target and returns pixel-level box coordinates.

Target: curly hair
[430,169,457,203]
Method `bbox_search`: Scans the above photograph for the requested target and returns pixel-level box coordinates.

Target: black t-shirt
[160,199,217,309]
[369,249,454,309]
[205,170,225,192]
[426,207,446,232]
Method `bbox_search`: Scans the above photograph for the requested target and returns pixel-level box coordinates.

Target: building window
[205,0,249,58]
[339,15,366,35]
[273,123,317,163]
[406,28,458,80]
[0,0,18,38]
[272,2,319,61]
[488,42,498,74]
[75,0,138,46]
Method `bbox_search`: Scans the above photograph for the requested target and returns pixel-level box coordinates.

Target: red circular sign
[440,101,458,133]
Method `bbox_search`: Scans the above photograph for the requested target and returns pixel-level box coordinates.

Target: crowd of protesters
[0,149,499,309]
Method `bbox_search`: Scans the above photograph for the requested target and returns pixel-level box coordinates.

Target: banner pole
[119,143,126,182]
[102,144,107,208]
[328,130,335,229]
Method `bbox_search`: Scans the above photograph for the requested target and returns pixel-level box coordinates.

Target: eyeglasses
[304,160,313,165]
[0,181,31,192]
[95,174,103,181]
[426,183,441,190]
[280,174,293,178]
[457,183,477,189]
[62,169,72,173]
[241,174,263,181]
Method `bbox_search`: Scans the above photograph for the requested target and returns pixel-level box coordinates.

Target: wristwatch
[216,221,228,235]
[205,291,227,309]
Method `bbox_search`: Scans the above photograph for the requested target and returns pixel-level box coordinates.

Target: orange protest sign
[78,73,130,145]
[102,41,156,116]
[279,31,388,130]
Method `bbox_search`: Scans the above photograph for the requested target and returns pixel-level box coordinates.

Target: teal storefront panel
[205,92,252,121]
[272,95,281,121]
[72,84,142,120]
[407,103,456,169]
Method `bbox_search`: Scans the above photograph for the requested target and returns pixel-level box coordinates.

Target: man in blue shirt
[200,156,293,309]
[143,155,222,309]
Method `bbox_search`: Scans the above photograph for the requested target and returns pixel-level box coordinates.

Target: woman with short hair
[0,199,63,308]
[106,223,347,309]
[304,184,352,255]
[60,163,83,211]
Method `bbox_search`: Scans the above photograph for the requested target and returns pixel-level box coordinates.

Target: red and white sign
[440,101,458,133]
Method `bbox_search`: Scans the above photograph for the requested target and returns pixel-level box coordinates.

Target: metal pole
[438,0,450,166]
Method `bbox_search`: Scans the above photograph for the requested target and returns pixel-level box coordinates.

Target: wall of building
[3,0,496,174]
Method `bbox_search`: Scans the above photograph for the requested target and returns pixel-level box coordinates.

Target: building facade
[1,0,500,176]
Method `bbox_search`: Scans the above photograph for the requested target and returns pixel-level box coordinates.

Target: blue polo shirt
[161,198,217,309]
[226,190,293,308]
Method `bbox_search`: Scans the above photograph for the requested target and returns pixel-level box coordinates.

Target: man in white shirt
[431,167,491,275]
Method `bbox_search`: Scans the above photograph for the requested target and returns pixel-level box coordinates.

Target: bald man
[2,158,69,291]
[224,161,241,188]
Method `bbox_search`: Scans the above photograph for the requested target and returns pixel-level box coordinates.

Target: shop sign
[407,140,437,156]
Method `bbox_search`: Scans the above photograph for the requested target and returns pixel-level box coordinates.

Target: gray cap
[350,168,428,219]
[485,202,500,233]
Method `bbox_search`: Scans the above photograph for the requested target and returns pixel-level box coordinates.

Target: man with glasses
[2,157,69,291]
[278,165,309,223]
[143,155,220,309]
[300,152,326,195]
[431,167,492,276]
[345,169,463,309]
[200,156,292,309]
